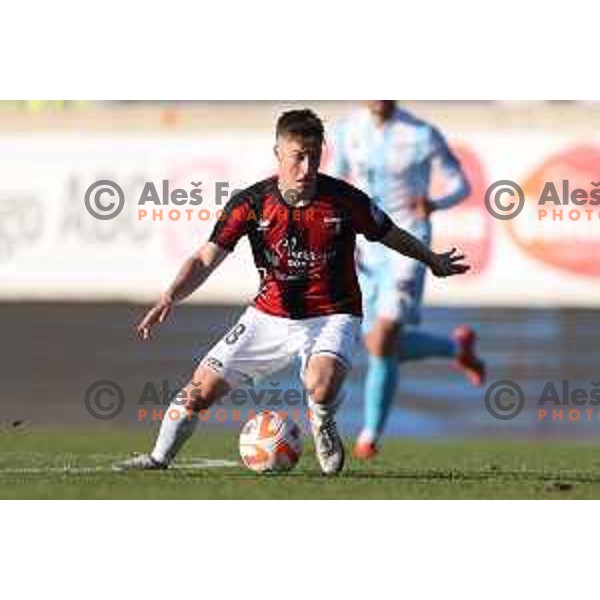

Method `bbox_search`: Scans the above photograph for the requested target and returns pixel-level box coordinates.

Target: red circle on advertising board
[506,145,600,277]
[431,144,493,278]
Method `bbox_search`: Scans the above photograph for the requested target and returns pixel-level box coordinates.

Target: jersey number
[225,323,246,345]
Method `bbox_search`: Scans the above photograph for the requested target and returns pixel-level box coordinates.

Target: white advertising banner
[0,132,599,306]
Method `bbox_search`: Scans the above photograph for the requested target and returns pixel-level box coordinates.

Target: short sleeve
[209,192,252,251]
[349,186,393,241]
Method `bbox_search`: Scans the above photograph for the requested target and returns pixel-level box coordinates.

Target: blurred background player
[329,100,486,459]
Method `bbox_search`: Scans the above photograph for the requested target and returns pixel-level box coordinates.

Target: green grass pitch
[2,428,600,499]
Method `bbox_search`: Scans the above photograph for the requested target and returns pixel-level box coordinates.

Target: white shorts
[200,307,361,387]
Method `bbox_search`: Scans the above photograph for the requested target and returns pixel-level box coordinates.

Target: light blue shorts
[358,220,431,334]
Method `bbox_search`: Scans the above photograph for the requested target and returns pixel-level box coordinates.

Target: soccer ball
[239,411,303,473]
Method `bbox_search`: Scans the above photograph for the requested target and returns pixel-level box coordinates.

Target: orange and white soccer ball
[239,411,303,473]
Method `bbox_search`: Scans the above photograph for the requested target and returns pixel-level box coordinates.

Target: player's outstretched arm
[424,127,471,215]
[379,223,470,278]
[136,242,228,340]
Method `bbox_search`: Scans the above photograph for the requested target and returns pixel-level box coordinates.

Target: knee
[303,367,342,405]
[182,367,229,412]
[307,383,336,405]
[365,319,401,356]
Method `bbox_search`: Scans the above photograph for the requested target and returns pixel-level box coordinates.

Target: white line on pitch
[0,458,239,475]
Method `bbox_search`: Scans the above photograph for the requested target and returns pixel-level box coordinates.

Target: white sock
[308,387,346,429]
[150,401,198,465]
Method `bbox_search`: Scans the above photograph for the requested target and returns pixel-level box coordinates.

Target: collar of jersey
[271,176,318,210]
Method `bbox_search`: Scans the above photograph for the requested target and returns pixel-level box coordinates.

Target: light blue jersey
[330,106,470,328]
[330,106,470,234]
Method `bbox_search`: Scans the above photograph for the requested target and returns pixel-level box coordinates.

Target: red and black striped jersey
[209,173,393,319]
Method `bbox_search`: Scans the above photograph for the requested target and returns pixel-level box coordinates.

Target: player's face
[366,100,397,121]
[275,135,322,197]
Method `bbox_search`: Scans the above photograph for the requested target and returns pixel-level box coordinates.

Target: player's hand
[429,248,470,278]
[136,295,173,340]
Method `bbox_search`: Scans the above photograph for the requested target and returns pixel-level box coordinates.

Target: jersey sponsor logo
[274,236,298,257]
[270,235,336,278]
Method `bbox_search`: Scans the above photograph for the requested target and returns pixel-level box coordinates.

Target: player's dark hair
[276,109,325,145]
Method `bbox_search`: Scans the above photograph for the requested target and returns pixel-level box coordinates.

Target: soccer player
[114,109,469,475]
[329,101,485,459]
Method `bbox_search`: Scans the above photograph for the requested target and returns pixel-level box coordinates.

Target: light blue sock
[400,330,456,362]
[363,355,399,440]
